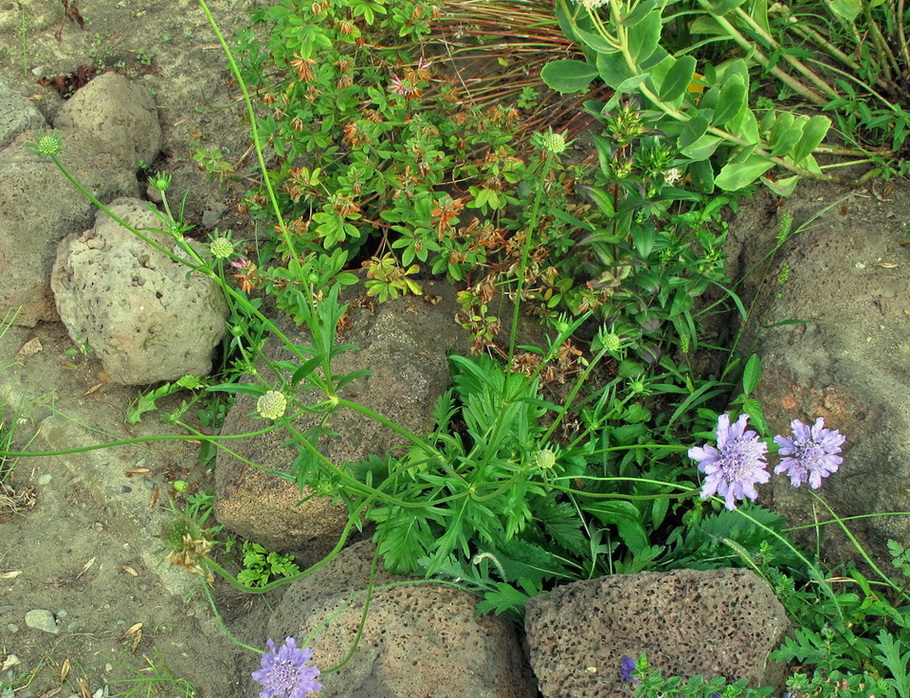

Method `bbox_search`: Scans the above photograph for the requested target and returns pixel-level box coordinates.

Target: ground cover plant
[3,0,910,695]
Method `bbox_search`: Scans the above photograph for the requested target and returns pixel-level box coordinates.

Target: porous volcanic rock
[50,197,227,384]
[728,180,910,566]
[524,567,791,697]
[214,282,471,563]
[257,541,536,698]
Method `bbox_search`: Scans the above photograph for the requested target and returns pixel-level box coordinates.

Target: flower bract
[689,413,769,510]
[773,417,845,489]
[252,637,322,698]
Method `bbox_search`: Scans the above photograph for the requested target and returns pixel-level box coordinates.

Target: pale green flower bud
[257,391,287,420]
[149,171,172,192]
[209,236,234,260]
[602,333,622,351]
[533,448,557,470]
[540,131,567,155]
[31,131,65,159]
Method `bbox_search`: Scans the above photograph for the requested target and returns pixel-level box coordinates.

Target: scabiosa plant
[209,235,235,260]
[619,655,639,684]
[689,413,770,510]
[774,417,845,489]
[252,637,322,698]
[257,391,288,421]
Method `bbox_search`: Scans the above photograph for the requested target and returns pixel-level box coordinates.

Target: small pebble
[6,624,18,633]
[201,209,223,228]
[36,474,52,485]
[24,609,58,634]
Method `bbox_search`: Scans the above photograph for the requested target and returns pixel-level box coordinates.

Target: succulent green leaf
[627,9,662,63]
[711,75,747,126]
[769,113,804,157]
[688,159,715,193]
[707,0,748,14]
[596,50,635,90]
[715,154,775,190]
[659,55,698,102]
[622,0,658,26]
[790,115,830,163]
[679,113,710,149]
[681,133,722,160]
[761,175,801,197]
[829,0,862,22]
[541,59,599,93]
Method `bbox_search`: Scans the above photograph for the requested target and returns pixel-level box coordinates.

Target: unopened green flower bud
[533,448,557,470]
[602,333,622,352]
[540,131,567,155]
[31,131,65,159]
[149,171,172,192]
[257,391,287,420]
[209,236,234,260]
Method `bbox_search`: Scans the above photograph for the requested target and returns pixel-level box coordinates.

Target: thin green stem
[196,0,298,260]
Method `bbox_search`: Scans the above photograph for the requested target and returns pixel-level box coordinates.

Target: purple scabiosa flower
[774,417,845,489]
[689,413,770,510]
[252,637,322,698]
[619,656,639,684]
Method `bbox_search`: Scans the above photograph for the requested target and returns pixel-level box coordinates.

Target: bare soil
[0,1,272,696]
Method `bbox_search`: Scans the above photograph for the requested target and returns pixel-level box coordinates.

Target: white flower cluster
[577,0,609,9]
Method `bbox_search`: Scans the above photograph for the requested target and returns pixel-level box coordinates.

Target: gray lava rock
[524,568,791,697]
[260,541,536,698]
[0,131,141,326]
[53,71,161,169]
[0,76,46,150]
[50,198,227,385]
[24,609,58,635]
[214,282,471,561]
[0,71,160,326]
[729,180,910,566]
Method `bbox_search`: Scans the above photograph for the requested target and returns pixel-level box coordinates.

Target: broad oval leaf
[711,75,746,126]
[790,114,831,163]
[627,9,662,63]
[678,114,710,149]
[715,154,775,190]
[680,133,721,160]
[596,50,635,89]
[540,59,598,93]
[659,55,698,102]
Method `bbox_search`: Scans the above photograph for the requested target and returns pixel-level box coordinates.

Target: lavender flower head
[689,413,770,510]
[619,656,639,684]
[774,417,845,489]
[252,637,322,698]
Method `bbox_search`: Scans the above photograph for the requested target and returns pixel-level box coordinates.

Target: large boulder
[524,568,791,696]
[50,198,227,384]
[728,180,910,564]
[0,71,158,326]
[0,75,46,150]
[214,282,471,562]
[257,541,536,697]
[53,71,161,169]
